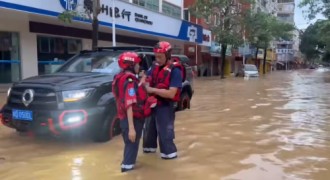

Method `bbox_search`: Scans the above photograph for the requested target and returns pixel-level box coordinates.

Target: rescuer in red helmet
[112,52,157,172]
[142,41,184,160]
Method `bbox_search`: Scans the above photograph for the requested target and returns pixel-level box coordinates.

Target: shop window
[0,31,21,83]
[67,39,82,54]
[37,36,82,75]
[54,38,66,54]
[38,37,51,53]
[139,0,145,6]
[162,2,181,19]
[184,9,190,21]
[278,0,294,3]
[134,0,159,11]
[133,0,138,5]
[145,0,159,11]
[133,0,145,6]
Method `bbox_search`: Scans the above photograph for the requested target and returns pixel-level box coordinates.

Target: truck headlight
[62,88,94,102]
[7,87,12,97]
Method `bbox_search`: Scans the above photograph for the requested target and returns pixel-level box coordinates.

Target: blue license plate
[12,109,33,121]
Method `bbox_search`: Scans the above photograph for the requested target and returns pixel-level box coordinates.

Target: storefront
[208,41,221,76]
[184,29,212,77]
[0,0,206,83]
[0,31,20,83]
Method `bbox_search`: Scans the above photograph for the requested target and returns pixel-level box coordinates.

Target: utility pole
[243,29,246,65]
[92,0,100,51]
[112,0,116,46]
[285,52,287,70]
[286,44,289,70]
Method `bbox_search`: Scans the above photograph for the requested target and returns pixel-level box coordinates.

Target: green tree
[299,20,329,63]
[245,12,294,74]
[244,12,271,73]
[58,0,101,50]
[190,0,253,78]
[318,20,330,52]
[300,0,330,62]
[299,0,330,20]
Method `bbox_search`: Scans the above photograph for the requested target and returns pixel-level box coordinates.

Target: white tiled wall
[0,9,38,80]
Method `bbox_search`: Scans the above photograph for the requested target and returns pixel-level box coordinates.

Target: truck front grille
[8,87,58,110]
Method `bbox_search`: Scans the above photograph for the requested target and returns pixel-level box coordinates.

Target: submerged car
[238,64,259,78]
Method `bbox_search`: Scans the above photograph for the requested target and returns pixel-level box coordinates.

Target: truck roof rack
[80,50,94,54]
[97,46,154,52]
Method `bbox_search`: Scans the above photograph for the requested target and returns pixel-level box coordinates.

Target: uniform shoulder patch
[127,78,133,82]
[128,88,135,96]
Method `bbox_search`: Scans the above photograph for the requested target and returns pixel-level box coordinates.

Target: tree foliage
[58,0,101,50]
[58,0,97,23]
[244,11,295,73]
[190,0,253,78]
[245,12,271,48]
[298,0,330,62]
[300,19,330,62]
[245,12,294,48]
[191,0,253,47]
[318,20,330,51]
[299,0,330,20]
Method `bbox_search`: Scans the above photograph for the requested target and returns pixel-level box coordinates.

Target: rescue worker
[112,52,157,172]
[142,41,184,160]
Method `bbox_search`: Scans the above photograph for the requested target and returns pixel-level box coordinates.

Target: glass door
[0,31,20,83]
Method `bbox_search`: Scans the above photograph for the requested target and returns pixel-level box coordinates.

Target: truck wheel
[177,92,190,111]
[92,109,121,142]
[15,123,29,133]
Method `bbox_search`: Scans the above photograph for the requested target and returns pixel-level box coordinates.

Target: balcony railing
[276,49,294,54]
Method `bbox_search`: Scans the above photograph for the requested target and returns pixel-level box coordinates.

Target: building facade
[183,0,214,77]
[183,0,250,77]
[250,0,299,71]
[0,0,209,83]
[254,0,277,15]
[275,0,296,69]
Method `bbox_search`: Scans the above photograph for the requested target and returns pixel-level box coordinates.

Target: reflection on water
[71,157,83,180]
[1,69,330,180]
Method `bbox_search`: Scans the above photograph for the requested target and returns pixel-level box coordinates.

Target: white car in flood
[242,64,259,78]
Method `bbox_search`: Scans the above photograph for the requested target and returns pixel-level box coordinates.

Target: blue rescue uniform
[143,67,182,159]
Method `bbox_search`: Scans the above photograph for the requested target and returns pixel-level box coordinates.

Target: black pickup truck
[0,46,194,142]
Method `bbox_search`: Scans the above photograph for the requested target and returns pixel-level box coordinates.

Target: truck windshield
[56,52,122,75]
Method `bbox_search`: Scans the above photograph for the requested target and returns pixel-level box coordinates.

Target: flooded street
[1,69,330,180]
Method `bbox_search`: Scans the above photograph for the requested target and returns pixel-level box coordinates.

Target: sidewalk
[0,92,7,108]
[0,84,11,94]
[0,84,11,107]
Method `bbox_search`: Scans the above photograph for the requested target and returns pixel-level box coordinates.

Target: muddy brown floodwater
[1,69,330,180]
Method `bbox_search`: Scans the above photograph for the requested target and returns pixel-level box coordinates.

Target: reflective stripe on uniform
[160,152,177,159]
[143,148,157,152]
[121,164,134,169]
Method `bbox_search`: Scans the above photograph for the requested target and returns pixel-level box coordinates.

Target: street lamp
[112,0,116,47]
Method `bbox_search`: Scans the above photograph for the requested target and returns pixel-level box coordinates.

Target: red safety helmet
[153,41,172,60]
[118,52,141,70]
